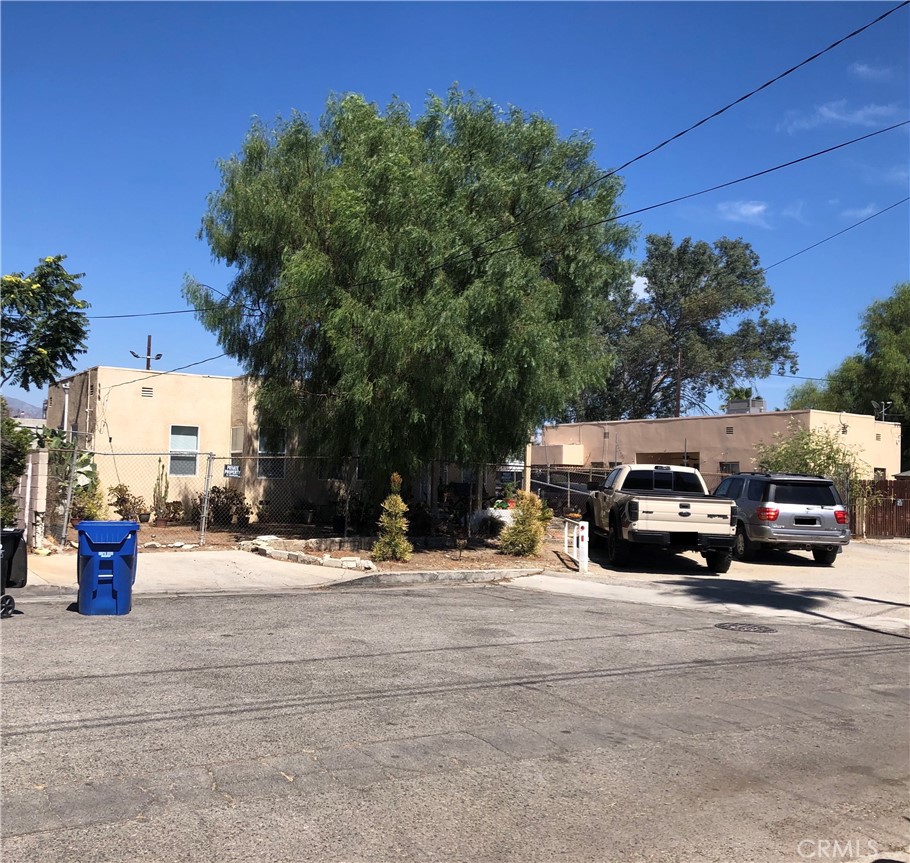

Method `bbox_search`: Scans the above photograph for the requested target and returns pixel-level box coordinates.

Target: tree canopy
[186,89,634,484]
[0,398,34,525]
[563,233,797,421]
[786,281,910,468]
[754,423,869,499]
[1,255,90,391]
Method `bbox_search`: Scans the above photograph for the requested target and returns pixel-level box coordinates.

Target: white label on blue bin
[98,551,114,558]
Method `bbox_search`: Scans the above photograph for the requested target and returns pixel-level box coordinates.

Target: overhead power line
[471,121,909,261]
[99,353,231,392]
[87,121,908,322]
[762,197,910,271]
[443,0,910,262]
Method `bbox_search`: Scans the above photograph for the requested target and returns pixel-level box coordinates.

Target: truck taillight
[835,509,848,525]
[756,507,779,521]
[627,500,639,521]
[730,505,737,526]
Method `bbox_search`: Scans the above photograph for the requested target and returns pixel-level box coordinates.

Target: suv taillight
[835,509,848,525]
[756,507,779,522]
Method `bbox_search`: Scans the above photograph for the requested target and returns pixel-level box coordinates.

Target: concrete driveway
[511,539,910,637]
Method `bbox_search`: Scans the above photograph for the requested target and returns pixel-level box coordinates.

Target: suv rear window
[768,481,841,506]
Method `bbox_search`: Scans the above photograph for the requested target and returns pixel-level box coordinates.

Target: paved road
[2,586,908,863]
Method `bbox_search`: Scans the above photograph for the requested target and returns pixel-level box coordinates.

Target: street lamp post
[130,335,163,370]
[872,400,893,421]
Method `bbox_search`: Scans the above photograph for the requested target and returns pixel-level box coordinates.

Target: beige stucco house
[533,408,900,481]
[42,367,340,519]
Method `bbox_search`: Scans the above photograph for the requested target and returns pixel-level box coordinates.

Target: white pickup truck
[584,464,737,572]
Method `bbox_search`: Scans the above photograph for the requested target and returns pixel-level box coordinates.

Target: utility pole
[130,335,163,370]
[675,348,682,418]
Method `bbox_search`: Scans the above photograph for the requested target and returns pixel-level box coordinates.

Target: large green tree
[186,89,634,485]
[564,233,797,421]
[1,255,91,390]
[786,282,910,468]
[0,398,34,525]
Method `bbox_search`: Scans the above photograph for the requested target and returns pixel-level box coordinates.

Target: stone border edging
[322,568,543,588]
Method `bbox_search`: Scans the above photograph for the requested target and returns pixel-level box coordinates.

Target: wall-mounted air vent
[725,426,734,435]
[141,387,154,398]
[89,384,95,397]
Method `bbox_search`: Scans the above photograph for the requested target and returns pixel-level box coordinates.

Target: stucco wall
[538,410,899,478]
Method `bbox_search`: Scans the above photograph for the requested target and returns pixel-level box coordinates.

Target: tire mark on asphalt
[3,643,904,739]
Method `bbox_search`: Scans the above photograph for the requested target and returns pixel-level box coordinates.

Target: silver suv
[713,473,850,566]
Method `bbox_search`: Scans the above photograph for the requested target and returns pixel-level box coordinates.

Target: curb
[322,568,543,588]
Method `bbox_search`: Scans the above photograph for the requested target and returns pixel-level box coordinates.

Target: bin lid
[77,521,139,543]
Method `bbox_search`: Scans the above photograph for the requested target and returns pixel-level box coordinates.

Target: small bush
[499,490,546,556]
[372,473,414,562]
[108,484,147,520]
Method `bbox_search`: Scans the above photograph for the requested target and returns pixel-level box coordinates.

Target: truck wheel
[705,551,732,574]
[606,519,629,567]
[734,524,754,561]
[812,548,838,566]
[585,502,601,547]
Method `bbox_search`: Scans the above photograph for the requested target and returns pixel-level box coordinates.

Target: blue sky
[2,1,908,414]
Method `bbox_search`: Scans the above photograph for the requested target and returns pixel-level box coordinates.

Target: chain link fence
[43,450,368,547]
[39,448,739,549]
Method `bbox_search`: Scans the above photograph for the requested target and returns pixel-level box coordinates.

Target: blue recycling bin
[77,521,139,615]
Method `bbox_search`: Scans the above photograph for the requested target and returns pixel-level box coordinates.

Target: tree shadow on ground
[666,577,910,640]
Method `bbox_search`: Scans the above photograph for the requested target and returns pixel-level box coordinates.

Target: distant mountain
[1,396,44,418]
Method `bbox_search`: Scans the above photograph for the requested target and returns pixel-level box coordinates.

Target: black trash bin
[1,528,28,618]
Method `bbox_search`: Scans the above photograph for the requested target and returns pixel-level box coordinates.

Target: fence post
[578,520,589,575]
[199,453,215,546]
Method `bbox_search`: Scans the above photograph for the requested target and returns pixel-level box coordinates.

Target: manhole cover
[715,622,777,633]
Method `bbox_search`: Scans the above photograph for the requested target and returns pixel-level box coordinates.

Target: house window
[257,428,286,478]
[873,467,886,480]
[231,426,244,454]
[169,425,199,476]
[719,461,740,474]
[141,387,154,398]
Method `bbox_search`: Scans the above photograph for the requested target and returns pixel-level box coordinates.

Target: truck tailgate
[635,497,733,533]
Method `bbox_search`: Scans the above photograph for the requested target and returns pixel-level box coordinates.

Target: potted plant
[108,484,149,522]
[155,500,184,527]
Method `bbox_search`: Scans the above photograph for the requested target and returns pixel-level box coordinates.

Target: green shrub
[372,473,413,562]
[0,400,33,526]
[499,490,546,556]
[108,484,147,520]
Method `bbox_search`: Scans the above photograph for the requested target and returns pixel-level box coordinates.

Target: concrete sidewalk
[21,549,348,597]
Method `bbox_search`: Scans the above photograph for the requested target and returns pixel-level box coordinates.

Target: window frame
[257,428,287,479]
[169,424,199,476]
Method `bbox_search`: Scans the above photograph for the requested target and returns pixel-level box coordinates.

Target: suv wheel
[812,548,838,566]
[734,524,754,561]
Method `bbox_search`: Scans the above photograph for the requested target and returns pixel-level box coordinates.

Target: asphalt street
[1,585,908,863]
